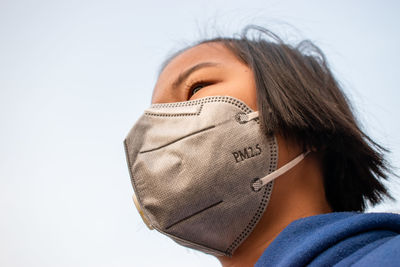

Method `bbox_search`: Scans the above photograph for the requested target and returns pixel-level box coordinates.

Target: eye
[192,84,205,95]
[188,81,212,98]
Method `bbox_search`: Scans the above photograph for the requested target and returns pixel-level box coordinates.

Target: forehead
[153,42,244,100]
[161,42,239,74]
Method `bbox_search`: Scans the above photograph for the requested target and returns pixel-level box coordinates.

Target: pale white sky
[0,0,399,266]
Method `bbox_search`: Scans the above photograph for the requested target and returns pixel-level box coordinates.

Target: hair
[161,25,394,212]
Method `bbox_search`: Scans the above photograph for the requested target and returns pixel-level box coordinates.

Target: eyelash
[186,80,213,98]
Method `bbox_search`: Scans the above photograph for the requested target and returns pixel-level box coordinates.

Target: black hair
[163,25,394,212]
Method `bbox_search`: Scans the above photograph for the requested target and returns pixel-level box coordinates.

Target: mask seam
[165,200,223,230]
[149,96,253,114]
[225,135,278,256]
[139,125,216,154]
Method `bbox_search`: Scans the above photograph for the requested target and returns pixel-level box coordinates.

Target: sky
[0,0,399,266]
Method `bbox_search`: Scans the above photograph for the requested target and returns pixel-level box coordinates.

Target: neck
[218,147,332,267]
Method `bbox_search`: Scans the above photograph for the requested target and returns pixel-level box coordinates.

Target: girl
[124,26,400,266]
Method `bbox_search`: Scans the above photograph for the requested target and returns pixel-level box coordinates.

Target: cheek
[231,72,258,110]
[152,86,185,104]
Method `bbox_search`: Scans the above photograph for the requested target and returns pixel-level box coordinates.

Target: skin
[152,42,332,267]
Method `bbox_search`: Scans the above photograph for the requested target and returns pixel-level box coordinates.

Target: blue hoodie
[255,212,400,266]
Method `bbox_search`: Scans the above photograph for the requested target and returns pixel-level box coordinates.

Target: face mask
[124,96,308,256]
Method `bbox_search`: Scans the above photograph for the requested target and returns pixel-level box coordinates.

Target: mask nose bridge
[137,103,206,154]
[144,103,203,116]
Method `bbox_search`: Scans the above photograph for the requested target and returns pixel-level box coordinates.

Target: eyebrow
[172,62,220,89]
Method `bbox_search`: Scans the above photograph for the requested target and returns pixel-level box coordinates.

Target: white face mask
[124,96,308,256]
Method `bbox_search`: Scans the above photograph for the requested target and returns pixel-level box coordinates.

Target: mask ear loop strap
[236,111,259,124]
[245,111,259,121]
[252,150,311,191]
[242,111,310,191]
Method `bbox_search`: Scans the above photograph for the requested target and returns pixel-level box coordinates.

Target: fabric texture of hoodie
[255,212,400,266]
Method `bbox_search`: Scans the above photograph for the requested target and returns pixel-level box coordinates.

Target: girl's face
[152,42,258,110]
